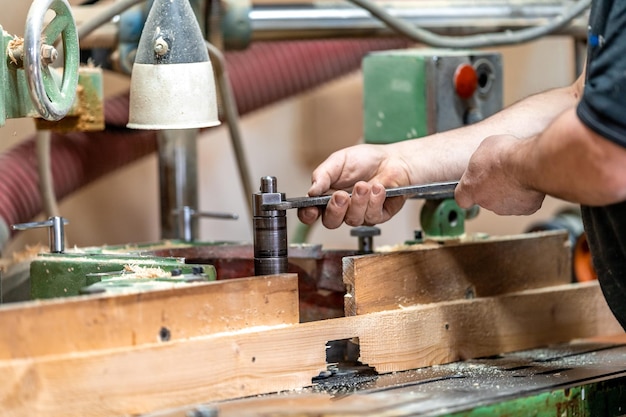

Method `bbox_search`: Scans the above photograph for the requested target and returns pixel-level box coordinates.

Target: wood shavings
[7,36,24,66]
[12,243,48,263]
[0,243,47,273]
[123,264,171,279]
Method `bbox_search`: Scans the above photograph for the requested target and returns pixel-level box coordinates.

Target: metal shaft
[249,2,587,41]
[260,181,458,211]
[253,176,288,276]
[75,1,587,49]
[157,129,199,240]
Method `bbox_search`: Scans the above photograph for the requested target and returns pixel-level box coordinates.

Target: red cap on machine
[454,63,478,99]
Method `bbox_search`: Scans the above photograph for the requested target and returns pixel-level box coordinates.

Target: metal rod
[248,2,588,41]
[75,1,588,49]
[157,129,199,240]
[261,181,458,211]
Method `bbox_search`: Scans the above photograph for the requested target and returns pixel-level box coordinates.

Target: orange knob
[454,63,478,99]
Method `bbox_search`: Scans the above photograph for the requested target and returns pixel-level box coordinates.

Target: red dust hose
[0,38,410,250]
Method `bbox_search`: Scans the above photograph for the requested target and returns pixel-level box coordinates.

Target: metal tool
[259,180,458,211]
[351,226,381,254]
[253,177,458,276]
[12,216,69,253]
[253,176,288,276]
[174,205,239,242]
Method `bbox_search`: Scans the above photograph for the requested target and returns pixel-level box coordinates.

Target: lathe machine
[0,1,624,416]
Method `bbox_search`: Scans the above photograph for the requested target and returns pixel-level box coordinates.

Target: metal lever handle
[260,181,459,211]
[175,206,239,242]
[12,216,69,253]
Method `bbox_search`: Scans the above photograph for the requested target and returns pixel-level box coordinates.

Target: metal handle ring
[24,0,79,121]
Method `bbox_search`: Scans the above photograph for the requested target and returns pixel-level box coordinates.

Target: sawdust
[11,243,47,263]
[7,36,24,66]
[0,243,47,274]
[123,264,170,279]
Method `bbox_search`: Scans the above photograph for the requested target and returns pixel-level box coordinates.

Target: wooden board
[0,281,621,417]
[0,274,299,360]
[344,231,571,316]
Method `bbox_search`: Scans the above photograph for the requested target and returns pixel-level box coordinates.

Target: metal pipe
[207,41,254,220]
[157,129,199,240]
[74,1,588,49]
[249,1,588,41]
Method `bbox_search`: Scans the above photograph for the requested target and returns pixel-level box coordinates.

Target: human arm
[455,104,626,215]
[299,73,586,228]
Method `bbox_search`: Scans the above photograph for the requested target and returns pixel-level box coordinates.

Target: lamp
[127,0,220,130]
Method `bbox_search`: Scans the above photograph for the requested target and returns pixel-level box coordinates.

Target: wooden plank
[0,281,620,417]
[0,274,299,360]
[343,231,571,316]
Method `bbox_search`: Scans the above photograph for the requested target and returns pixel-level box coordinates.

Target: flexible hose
[207,41,253,219]
[76,0,145,41]
[347,0,591,48]
[35,129,59,218]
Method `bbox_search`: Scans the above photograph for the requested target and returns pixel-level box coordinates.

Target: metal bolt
[40,44,58,66]
[350,226,381,254]
[154,37,169,57]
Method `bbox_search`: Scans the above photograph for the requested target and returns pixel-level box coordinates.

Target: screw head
[40,45,58,65]
[154,37,169,57]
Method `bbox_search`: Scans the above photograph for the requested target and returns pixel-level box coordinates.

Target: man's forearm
[392,79,583,184]
[512,107,626,206]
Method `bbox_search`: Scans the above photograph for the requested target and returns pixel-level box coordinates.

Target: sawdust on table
[123,264,171,279]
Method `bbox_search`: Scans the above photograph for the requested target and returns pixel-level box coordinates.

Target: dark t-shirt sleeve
[577,2,626,148]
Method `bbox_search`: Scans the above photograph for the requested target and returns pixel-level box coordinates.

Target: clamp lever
[12,216,69,253]
[174,206,239,242]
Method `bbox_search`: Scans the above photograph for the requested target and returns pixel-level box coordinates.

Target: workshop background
[1,0,578,255]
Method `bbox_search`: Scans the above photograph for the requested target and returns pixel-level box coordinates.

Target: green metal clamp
[420,199,480,240]
[29,252,216,299]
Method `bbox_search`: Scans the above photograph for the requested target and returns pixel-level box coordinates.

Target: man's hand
[455,134,545,215]
[297,144,413,229]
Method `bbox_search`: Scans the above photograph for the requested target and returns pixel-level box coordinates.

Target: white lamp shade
[127,0,220,130]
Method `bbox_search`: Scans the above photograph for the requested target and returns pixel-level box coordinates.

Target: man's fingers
[454,178,475,209]
[364,183,387,224]
[297,206,321,225]
[322,191,350,229]
[344,182,371,226]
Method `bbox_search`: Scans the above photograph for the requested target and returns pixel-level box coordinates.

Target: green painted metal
[29,252,216,299]
[443,376,626,417]
[35,66,105,131]
[83,269,212,295]
[220,0,252,50]
[35,0,80,119]
[1,0,82,126]
[363,50,429,144]
[1,26,41,126]
[420,198,466,238]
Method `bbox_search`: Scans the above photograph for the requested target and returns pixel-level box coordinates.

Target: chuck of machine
[253,176,288,276]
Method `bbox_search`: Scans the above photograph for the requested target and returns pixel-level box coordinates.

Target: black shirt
[577,0,626,330]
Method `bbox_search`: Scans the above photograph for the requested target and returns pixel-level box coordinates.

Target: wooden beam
[343,231,571,316]
[0,274,299,360]
[0,281,620,417]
